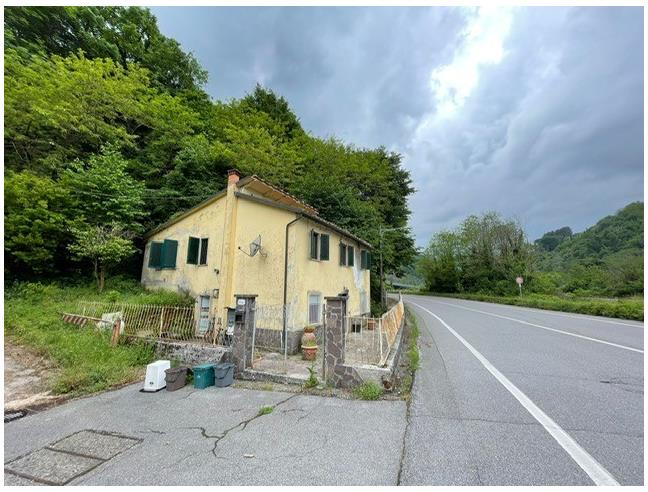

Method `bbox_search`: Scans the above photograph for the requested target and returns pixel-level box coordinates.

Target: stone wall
[155,341,231,367]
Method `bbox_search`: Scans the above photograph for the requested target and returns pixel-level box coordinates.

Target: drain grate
[4,430,141,485]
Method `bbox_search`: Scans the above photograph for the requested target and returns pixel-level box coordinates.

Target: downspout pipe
[283,214,304,343]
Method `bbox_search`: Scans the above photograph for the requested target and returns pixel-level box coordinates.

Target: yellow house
[141,169,372,353]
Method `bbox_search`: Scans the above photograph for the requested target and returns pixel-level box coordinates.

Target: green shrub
[304,364,319,389]
[353,381,383,400]
[419,291,643,321]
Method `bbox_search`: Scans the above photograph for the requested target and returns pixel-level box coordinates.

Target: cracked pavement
[400,295,643,486]
[4,384,405,485]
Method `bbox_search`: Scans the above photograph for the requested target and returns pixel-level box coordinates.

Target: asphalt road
[400,294,644,486]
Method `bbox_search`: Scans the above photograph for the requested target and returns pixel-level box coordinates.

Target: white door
[198,296,211,334]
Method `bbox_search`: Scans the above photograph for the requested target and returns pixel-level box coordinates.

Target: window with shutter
[199,238,209,265]
[148,242,163,268]
[367,251,372,269]
[339,243,347,266]
[347,246,355,267]
[320,234,329,261]
[310,231,319,259]
[162,239,178,269]
[187,237,199,264]
[360,250,367,269]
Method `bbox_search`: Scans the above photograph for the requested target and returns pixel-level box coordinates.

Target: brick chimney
[227,169,242,185]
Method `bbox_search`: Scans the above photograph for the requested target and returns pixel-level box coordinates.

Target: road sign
[516,276,523,296]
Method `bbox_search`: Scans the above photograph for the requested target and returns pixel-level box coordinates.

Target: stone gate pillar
[231,295,256,374]
[324,296,363,388]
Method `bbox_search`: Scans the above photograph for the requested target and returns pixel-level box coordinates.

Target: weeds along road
[400,294,643,486]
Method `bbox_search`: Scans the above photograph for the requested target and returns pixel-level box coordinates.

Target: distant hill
[537,202,643,272]
[388,253,425,288]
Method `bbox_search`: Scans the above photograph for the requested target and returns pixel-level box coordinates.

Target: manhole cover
[4,448,102,485]
[4,430,141,485]
[49,430,141,460]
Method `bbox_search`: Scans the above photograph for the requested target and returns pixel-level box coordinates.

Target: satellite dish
[239,235,266,258]
[249,235,262,257]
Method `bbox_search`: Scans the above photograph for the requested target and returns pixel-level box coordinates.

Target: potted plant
[301,325,318,361]
[302,339,318,361]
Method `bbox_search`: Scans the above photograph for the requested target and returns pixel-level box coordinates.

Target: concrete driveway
[5,384,406,485]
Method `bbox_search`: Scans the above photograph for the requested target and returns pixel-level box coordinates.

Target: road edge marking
[408,301,621,486]
[422,298,643,354]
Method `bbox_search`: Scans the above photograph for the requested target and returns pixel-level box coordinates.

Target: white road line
[444,298,644,328]
[419,298,643,354]
[408,301,620,486]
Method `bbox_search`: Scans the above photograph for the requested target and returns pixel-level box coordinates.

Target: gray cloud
[153,6,643,247]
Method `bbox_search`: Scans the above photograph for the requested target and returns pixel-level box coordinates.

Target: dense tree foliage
[418,203,643,298]
[534,226,572,252]
[4,6,207,93]
[418,213,534,296]
[4,6,415,299]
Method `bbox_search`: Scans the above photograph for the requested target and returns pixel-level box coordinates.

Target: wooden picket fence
[76,301,204,343]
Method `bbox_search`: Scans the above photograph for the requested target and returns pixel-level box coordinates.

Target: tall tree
[61,145,147,231]
[242,84,304,140]
[4,6,208,93]
[68,224,136,292]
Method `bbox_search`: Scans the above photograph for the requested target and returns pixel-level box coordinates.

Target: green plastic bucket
[192,363,215,389]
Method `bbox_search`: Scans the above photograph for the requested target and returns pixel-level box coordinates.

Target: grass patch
[352,381,383,400]
[4,277,192,397]
[258,405,274,416]
[396,307,421,400]
[407,291,643,321]
[406,311,420,372]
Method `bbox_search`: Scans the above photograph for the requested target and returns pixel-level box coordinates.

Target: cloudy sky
[152,6,644,247]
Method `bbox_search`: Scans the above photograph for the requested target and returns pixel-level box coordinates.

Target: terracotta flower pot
[301,326,317,360]
[367,319,376,331]
[302,345,317,361]
[301,327,316,346]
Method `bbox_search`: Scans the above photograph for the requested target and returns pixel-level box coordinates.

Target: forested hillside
[4,6,416,305]
[535,202,643,296]
[417,204,643,299]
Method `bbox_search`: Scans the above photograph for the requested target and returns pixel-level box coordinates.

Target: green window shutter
[187,237,199,264]
[339,243,347,266]
[148,242,162,268]
[162,239,178,269]
[320,234,329,261]
[310,231,319,259]
[361,250,367,269]
[347,246,355,267]
[199,238,209,265]
[367,251,372,269]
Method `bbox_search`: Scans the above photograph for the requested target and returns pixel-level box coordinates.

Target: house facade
[141,169,372,352]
